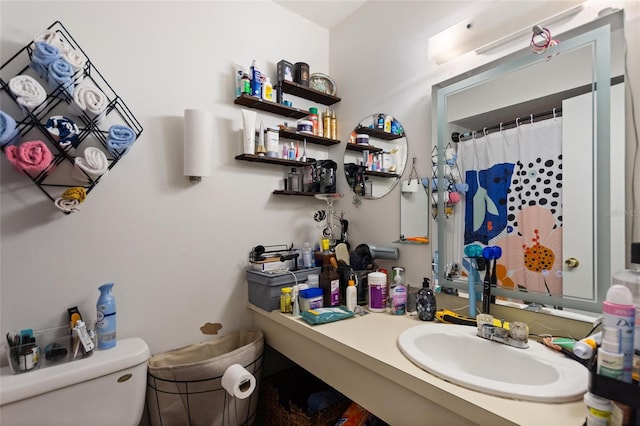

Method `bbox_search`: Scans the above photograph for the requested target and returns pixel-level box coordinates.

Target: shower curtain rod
[452,107,563,142]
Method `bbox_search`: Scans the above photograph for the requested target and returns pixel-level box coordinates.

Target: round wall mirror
[343,113,408,201]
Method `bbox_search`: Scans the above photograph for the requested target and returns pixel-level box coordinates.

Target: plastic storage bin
[146,329,264,426]
[247,268,321,311]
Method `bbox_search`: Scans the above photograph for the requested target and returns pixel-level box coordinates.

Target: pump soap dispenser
[96,282,117,350]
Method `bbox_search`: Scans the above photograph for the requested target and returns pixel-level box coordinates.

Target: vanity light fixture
[427,0,584,65]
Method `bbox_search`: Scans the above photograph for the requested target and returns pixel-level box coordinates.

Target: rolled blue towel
[0,111,20,146]
[106,124,136,156]
[47,58,75,97]
[30,41,60,79]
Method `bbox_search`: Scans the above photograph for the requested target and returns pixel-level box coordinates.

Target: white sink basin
[398,324,588,402]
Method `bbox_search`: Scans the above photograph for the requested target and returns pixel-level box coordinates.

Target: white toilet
[0,337,150,425]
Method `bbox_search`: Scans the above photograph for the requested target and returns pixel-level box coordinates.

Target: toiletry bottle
[417,278,436,321]
[262,77,273,101]
[96,282,116,350]
[346,279,357,312]
[241,72,251,95]
[584,392,613,426]
[280,287,292,313]
[390,267,406,315]
[288,168,300,192]
[596,326,624,380]
[320,256,340,307]
[302,242,314,269]
[292,285,300,316]
[323,108,331,138]
[612,241,640,383]
[603,284,635,382]
[250,60,261,98]
[384,115,392,133]
[309,107,319,136]
[331,111,337,141]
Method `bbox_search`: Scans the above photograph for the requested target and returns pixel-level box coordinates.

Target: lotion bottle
[96,283,117,350]
[596,326,623,380]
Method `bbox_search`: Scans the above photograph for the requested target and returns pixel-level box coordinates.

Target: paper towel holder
[183,109,213,184]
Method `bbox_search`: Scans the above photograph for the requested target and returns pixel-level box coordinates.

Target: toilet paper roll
[221,363,256,399]
[183,109,213,180]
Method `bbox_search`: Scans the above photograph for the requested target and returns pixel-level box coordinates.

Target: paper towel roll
[221,363,256,399]
[183,109,213,182]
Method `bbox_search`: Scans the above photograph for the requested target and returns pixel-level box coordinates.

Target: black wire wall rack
[0,21,143,210]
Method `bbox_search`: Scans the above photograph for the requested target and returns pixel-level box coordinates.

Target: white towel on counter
[68,84,108,121]
[72,146,109,183]
[8,75,48,115]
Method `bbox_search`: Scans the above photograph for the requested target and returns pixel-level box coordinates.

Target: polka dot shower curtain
[456,117,563,298]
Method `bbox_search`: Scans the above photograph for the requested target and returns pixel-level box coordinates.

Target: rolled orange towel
[5,140,54,175]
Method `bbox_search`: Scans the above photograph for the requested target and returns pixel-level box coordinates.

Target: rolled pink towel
[5,140,54,175]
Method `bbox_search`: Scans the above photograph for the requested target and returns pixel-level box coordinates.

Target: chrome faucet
[476,314,529,349]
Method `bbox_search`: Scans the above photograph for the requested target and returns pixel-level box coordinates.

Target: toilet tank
[0,337,150,426]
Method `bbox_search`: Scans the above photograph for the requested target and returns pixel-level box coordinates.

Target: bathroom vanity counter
[249,305,587,426]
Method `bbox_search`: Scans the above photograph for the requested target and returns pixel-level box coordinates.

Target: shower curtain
[456,117,563,297]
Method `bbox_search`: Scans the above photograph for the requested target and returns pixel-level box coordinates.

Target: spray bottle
[96,283,117,350]
[602,284,635,382]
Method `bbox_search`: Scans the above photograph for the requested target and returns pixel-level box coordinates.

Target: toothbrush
[482,262,491,314]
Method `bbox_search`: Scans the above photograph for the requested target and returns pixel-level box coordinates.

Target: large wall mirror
[344,114,408,203]
[432,11,625,313]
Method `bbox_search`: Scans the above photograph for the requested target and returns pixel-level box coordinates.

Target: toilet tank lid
[1,337,150,406]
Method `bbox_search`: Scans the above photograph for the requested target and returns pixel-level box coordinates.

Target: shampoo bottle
[96,283,117,350]
[603,284,635,382]
[417,278,436,321]
[611,241,640,383]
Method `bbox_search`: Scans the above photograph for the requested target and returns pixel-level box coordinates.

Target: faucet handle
[509,321,529,343]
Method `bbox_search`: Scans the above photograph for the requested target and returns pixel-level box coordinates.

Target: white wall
[0,1,332,355]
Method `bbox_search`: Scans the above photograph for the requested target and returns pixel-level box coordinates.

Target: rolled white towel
[68,84,108,122]
[8,75,48,115]
[63,49,87,78]
[33,29,71,53]
[72,146,109,182]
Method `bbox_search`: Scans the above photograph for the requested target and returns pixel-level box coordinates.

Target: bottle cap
[282,287,292,294]
[605,284,633,305]
[348,280,355,287]
[309,107,318,115]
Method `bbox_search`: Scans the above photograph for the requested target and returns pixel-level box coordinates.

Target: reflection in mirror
[399,177,429,244]
[433,13,625,314]
[344,114,407,205]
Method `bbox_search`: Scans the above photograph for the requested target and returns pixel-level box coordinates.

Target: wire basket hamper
[146,329,264,426]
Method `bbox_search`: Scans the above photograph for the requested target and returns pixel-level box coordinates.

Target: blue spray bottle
[96,283,117,350]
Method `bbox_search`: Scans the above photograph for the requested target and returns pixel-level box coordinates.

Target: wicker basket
[261,367,351,426]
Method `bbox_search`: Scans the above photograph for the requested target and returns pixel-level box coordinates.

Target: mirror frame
[344,114,408,201]
[433,23,612,313]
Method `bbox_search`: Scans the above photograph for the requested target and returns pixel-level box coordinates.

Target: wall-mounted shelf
[365,170,399,178]
[234,94,308,119]
[279,128,340,146]
[272,190,320,197]
[354,127,404,141]
[235,154,314,167]
[280,80,341,106]
[345,143,383,153]
[0,21,143,210]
